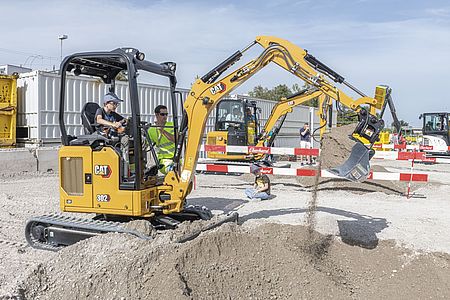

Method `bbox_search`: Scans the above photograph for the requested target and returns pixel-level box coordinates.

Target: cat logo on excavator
[210,82,226,95]
[94,165,112,178]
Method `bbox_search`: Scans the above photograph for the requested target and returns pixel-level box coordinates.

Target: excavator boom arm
[257,89,323,146]
[160,36,395,214]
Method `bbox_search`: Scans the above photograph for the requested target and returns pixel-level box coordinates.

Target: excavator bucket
[328,143,371,182]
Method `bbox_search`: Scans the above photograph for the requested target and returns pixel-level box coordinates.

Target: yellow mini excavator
[25,48,225,250]
[26,36,400,250]
[206,88,325,163]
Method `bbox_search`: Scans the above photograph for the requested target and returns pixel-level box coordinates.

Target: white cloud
[426,7,450,17]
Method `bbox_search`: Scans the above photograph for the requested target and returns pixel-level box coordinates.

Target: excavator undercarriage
[26,206,238,251]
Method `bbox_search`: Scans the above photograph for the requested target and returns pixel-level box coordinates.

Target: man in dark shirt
[245,164,271,201]
[95,92,125,133]
[299,122,311,165]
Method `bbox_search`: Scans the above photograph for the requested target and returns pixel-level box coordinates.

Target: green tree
[248,84,291,101]
[248,84,318,107]
[271,84,292,101]
[248,85,273,99]
[292,83,318,107]
[337,110,359,126]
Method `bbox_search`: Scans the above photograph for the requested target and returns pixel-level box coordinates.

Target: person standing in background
[299,123,311,165]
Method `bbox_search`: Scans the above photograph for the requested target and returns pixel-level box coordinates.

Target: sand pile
[319,124,358,170]
[297,124,406,195]
[16,222,450,300]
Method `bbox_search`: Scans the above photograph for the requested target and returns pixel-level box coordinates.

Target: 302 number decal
[96,194,111,202]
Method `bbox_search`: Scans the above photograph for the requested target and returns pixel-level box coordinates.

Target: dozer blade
[176,212,239,243]
[327,142,371,182]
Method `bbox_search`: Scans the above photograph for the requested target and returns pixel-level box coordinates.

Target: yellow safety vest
[148,121,175,160]
[247,120,256,145]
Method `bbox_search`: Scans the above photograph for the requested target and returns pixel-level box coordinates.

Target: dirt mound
[297,124,406,195]
[17,223,450,299]
[319,124,358,170]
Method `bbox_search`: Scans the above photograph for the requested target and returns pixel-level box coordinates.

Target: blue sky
[1,0,450,125]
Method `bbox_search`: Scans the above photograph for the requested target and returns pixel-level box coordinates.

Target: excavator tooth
[327,142,370,182]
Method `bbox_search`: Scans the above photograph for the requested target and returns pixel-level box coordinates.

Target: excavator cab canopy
[58,48,179,190]
[215,99,258,130]
[420,112,450,147]
[210,98,260,151]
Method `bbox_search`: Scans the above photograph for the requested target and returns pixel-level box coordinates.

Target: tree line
[248,84,409,128]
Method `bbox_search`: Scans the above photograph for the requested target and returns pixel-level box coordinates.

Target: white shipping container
[0,64,32,75]
[16,71,189,145]
[16,71,336,150]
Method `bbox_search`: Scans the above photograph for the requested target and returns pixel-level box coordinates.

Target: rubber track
[25,214,152,251]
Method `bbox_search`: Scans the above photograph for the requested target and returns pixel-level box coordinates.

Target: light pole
[58,34,68,64]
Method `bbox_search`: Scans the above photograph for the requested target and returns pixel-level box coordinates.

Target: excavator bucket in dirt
[327,143,370,182]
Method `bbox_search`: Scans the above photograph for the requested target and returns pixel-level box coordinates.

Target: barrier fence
[200,145,449,164]
[372,151,450,164]
[196,164,429,182]
[201,145,319,156]
[370,143,450,152]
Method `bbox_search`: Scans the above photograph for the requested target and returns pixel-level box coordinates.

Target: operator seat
[81,102,101,134]
[69,102,107,146]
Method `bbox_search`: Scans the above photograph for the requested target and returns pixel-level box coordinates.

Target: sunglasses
[158,113,168,116]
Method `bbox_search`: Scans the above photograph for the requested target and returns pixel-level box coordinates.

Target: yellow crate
[378,131,390,144]
[353,131,391,150]
[374,85,388,110]
[0,75,18,147]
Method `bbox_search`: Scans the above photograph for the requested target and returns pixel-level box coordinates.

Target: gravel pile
[17,223,450,299]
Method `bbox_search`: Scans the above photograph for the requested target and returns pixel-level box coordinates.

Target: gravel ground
[0,158,449,299]
[191,160,450,253]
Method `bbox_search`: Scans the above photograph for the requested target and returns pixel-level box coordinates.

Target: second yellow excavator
[206,88,325,163]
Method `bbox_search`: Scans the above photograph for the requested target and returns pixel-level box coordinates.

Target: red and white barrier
[202,144,449,164]
[370,143,450,152]
[203,144,450,154]
[201,145,319,156]
[196,164,429,182]
[373,151,450,164]
[373,151,425,160]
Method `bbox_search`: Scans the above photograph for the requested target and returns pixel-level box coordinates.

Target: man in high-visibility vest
[148,105,175,174]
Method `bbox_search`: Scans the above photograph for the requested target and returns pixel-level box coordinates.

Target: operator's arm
[95,110,122,129]
[159,127,175,142]
[114,113,127,125]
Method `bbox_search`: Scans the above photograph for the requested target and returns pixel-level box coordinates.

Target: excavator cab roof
[61,48,176,84]
[66,55,126,83]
